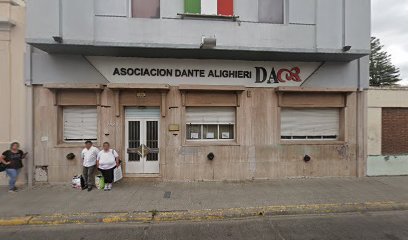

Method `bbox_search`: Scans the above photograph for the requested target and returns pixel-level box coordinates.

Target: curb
[1,201,408,226]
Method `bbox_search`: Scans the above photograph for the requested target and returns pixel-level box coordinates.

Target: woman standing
[1,142,26,192]
[97,142,119,191]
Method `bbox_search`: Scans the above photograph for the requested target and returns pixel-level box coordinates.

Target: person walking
[0,142,26,192]
[81,141,99,191]
[96,142,119,191]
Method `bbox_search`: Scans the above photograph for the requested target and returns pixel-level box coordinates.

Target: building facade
[26,0,370,183]
[367,88,408,176]
[0,0,30,185]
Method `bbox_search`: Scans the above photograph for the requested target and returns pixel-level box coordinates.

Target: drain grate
[164,191,171,199]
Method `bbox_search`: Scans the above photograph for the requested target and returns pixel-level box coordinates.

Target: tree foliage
[370,37,401,86]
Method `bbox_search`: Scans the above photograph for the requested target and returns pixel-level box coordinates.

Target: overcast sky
[372,0,408,85]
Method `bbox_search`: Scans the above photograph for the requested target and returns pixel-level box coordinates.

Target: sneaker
[107,183,112,191]
[8,188,17,193]
[87,186,92,192]
[104,185,109,191]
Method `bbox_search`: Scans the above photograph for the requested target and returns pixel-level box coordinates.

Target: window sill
[177,13,239,21]
[183,141,240,147]
[280,140,346,146]
[55,143,100,148]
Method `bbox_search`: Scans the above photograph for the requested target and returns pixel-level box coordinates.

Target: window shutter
[125,107,161,118]
[281,108,340,138]
[63,107,97,141]
[186,107,235,124]
[185,0,201,14]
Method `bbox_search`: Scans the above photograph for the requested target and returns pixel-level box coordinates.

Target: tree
[370,37,401,86]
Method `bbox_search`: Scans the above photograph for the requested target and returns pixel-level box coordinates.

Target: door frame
[124,108,161,175]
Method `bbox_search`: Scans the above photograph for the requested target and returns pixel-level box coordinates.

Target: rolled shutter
[281,108,340,138]
[186,107,235,124]
[125,107,161,118]
[63,107,97,141]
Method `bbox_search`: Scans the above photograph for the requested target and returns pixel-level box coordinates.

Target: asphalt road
[1,210,408,240]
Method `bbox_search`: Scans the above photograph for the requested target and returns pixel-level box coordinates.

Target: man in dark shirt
[1,142,26,192]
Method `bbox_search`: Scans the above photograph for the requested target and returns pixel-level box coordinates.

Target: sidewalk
[1,176,408,225]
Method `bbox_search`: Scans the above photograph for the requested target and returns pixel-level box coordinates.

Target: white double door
[125,108,160,174]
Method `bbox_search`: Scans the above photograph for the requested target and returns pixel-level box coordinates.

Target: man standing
[81,141,99,191]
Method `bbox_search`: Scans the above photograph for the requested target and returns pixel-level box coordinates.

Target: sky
[372,0,408,86]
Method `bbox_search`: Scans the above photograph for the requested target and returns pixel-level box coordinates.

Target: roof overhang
[179,84,246,92]
[275,86,357,93]
[43,83,105,90]
[107,83,170,91]
[28,43,369,62]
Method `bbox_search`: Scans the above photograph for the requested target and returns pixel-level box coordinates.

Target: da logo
[255,67,302,84]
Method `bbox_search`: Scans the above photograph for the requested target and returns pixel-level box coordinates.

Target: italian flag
[185,0,234,16]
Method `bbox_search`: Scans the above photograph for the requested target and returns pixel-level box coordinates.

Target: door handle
[127,145,159,158]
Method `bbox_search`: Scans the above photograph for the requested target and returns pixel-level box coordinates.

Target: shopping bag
[98,175,105,190]
[114,166,123,182]
[95,175,101,189]
[71,176,81,189]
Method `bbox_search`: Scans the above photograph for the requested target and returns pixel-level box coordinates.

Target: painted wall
[33,86,361,183]
[0,1,27,185]
[26,0,371,55]
[367,88,408,176]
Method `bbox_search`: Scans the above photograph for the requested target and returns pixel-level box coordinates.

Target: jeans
[5,168,20,190]
[82,165,96,187]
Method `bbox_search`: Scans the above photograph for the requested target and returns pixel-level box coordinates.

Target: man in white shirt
[81,141,99,191]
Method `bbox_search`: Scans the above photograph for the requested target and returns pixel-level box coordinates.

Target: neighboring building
[0,0,30,185]
[367,87,408,176]
[26,0,370,183]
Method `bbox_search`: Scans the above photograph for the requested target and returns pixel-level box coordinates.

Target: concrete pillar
[0,0,27,185]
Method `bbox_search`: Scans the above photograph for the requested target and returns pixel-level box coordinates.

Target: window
[258,0,284,24]
[184,0,234,16]
[186,107,235,141]
[281,108,340,141]
[131,0,160,18]
[63,107,97,142]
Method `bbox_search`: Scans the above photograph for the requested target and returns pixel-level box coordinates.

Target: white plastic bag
[114,166,123,182]
[71,176,81,189]
[95,175,103,189]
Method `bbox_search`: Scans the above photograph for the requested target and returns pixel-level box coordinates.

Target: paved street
[1,210,408,240]
[1,177,408,218]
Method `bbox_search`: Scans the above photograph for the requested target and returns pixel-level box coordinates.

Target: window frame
[60,106,99,144]
[128,0,161,19]
[186,123,235,141]
[278,107,346,145]
[258,0,287,24]
[183,106,238,146]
